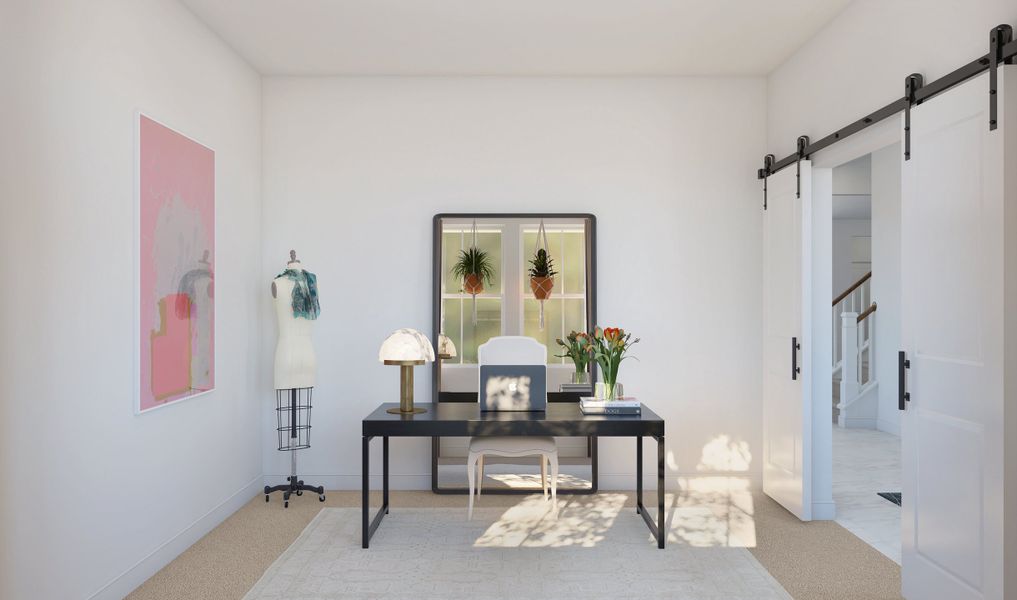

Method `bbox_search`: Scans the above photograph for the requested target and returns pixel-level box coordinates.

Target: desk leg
[383,436,389,514]
[657,435,665,549]
[636,434,666,549]
[362,436,369,548]
[636,436,643,514]
[362,435,388,549]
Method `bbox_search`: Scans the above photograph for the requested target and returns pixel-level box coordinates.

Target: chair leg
[540,455,548,498]
[467,451,477,520]
[549,453,559,507]
[477,455,484,496]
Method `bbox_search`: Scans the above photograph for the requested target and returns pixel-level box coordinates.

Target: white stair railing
[832,272,871,374]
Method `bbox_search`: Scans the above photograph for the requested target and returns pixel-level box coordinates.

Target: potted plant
[451,247,495,295]
[591,327,639,400]
[528,248,558,300]
[556,331,594,384]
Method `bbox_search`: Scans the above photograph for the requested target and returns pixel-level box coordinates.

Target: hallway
[833,427,901,563]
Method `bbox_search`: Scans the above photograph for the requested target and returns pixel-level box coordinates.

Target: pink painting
[138,114,214,413]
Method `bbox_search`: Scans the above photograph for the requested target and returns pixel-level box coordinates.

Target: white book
[580,397,641,409]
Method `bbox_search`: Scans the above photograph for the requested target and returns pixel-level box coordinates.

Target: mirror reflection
[435,215,596,395]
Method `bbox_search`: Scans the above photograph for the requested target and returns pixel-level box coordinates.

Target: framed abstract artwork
[136,113,215,413]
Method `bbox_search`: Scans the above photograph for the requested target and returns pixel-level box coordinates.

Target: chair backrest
[477,336,546,366]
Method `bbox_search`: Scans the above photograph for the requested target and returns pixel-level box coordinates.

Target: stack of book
[579,397,641,415]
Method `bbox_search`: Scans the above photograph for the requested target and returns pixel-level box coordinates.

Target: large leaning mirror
[431,213,598,493]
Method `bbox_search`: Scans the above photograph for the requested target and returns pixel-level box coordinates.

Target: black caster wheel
[296,490,303,496]
[265,495,270,503]
[319,494,326,502]
[284,501,289,508]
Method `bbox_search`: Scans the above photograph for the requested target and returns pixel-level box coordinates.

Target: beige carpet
[127,490,900,600]
[748,494,901,600]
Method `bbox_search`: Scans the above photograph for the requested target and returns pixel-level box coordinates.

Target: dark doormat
[877,492,901,506]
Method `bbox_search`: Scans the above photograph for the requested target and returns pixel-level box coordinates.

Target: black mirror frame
[431,213,598,404]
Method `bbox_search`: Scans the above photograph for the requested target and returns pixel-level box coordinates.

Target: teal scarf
[276,269,320,320]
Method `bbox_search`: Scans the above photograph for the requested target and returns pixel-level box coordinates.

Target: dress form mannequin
[271,252,317,389]
[265,250,324,507]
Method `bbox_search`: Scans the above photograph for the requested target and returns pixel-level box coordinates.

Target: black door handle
[898,351,911,410]
[791,337,801,380]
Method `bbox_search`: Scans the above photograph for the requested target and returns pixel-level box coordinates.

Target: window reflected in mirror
[435,215,595,396]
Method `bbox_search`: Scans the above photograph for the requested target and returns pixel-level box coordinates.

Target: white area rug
[244,496,790,600]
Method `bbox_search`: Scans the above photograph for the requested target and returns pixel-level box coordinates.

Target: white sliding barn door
[763,163,812,520]
[900,67,1015,600]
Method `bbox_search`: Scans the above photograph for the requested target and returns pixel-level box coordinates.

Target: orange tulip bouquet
[592,326,639,400]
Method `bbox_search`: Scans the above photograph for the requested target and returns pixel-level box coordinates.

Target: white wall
[261,77,767,491]
[870,144,902,435]
[832,154,871,196]
[768,0,1017,155]
[831,219,871,296]
[0,1,262,599]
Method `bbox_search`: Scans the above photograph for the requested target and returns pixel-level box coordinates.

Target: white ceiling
[180,0,851,76]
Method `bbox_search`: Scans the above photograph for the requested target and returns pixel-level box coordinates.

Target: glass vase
[571,371,590,385]
[595,382,623,400]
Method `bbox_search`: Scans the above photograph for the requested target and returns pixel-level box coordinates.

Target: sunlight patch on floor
[668,477,756,548]
[470,476,757,550]
[473,493,626,548]
[485,472,590,489]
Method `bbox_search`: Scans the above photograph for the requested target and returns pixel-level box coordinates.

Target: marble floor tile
[833,427,901,564]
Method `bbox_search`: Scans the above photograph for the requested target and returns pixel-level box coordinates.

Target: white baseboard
[812,500,837,520]
[87,476,262,600]
[876,419,901,436]
[839,416,877,429]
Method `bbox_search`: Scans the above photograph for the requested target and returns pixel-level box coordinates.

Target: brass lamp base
[384,360,427,414]
[387,407,427,414]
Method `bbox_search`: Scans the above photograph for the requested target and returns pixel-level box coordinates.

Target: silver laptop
[479,365,547,411]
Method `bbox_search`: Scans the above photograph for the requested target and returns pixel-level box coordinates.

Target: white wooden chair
[468,337,558,519]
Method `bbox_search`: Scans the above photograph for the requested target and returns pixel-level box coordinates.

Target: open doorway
[828,145,902,563]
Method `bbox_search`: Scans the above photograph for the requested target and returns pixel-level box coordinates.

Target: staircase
[832,272,878,427]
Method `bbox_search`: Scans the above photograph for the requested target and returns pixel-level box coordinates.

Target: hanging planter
[451,221,495,325]
[528,221,558,329]
[530,270,554,300]
[463,270,486,296]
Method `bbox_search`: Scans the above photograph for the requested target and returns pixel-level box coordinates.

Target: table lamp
[437,333,457,360]
[379,328,434,414]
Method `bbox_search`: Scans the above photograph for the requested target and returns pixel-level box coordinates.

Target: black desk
[362,402,666,549]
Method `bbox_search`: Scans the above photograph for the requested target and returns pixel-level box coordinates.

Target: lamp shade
[437,333,457,359]
[378,328,435,363]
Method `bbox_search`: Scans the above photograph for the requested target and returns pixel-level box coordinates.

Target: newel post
[839,312,860,421]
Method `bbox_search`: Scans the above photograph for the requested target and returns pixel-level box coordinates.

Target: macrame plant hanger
[534,219,550,330]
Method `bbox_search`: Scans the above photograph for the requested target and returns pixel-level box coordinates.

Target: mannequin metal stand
[265,387,325,508]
